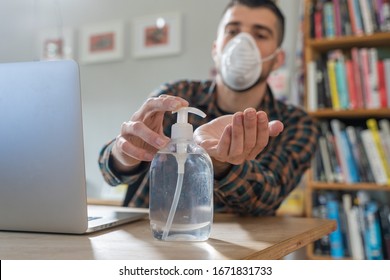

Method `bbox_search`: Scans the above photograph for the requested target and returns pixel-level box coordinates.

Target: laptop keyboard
[88,216,102,221]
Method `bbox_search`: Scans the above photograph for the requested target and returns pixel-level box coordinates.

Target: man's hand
[193,108,284,176]
[111,95,188,173]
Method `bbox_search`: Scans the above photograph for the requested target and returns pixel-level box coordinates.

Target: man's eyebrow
[224,21,241,28]
[253,24,274,36]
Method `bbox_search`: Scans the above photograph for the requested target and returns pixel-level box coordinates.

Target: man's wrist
[212,159,232,179]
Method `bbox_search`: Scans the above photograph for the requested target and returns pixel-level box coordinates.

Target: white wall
[0,0,300,198]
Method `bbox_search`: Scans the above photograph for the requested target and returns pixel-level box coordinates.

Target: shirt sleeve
[213,108,320,216]
[98,139,150,186]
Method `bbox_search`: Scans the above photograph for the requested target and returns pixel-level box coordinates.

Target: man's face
[213,5,281,83]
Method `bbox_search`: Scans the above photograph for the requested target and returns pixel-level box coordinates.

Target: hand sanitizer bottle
[149,107,213,241]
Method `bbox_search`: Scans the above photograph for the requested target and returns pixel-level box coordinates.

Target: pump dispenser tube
[149,107,213,242]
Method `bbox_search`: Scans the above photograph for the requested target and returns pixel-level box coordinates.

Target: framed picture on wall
[37,28,74,60]
[79,21,124,64]
[132,13,181,59]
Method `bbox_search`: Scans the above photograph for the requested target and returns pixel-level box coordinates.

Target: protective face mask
[220,32,279,91]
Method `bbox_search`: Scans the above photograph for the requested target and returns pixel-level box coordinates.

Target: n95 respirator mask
[220,32,279,92]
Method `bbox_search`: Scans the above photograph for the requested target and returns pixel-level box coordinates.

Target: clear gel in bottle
[149,107,213,241]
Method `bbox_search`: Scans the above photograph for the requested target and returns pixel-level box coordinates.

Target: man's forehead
[219,5,277,30]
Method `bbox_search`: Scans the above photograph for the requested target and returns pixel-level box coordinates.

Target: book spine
[330,119,350,182]
[366,118,390,184]
[324,2,336,38]
[327,199,345,258]
[335,58,350,109]
[368,48,380,108]
[319,136,335,182]
[342,194,365,259]
[327,60,341,110]
[359,0,374,34]
[383,1,390,31]
[351,48,365,108]
[333,0,343,36]
[360,129,388,184]
[378,205,390,259]
[384,59,390,108]
[307,61,318,111]
[376,0,385,30]
[377,60,388,108]
[351,0,365,35]
[378,119,390,165]
[314,10,324,39]
[340,0,352,35]
[346,126,368,182]
[359,48,373,108]
[345,60,358,109]
[364,202,384,260]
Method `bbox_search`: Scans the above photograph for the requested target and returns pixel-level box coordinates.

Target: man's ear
[272,49,286,71]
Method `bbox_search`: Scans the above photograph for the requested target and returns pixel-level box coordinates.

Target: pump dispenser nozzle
[172,107,206,142]
[172,107,206,173]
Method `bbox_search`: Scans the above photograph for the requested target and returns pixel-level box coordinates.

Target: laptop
[0,60,147,234]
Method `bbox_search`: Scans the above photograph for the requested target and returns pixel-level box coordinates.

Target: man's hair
[223,0,285,46]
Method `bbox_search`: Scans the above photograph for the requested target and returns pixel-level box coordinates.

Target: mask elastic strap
[262,47,281,62]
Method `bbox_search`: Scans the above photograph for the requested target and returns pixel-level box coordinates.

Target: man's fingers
[246,112,269,159]
[120,121,169,149]
[114,136,154,164]
[216,124,232,160]
[229,112,244,157]
[135,96,189,119]
[269,120,284,136]
[243,108,257,150]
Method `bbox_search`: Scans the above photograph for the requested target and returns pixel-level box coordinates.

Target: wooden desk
[0,205,336,260]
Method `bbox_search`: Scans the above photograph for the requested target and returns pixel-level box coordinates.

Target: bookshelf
[303,0,390,260]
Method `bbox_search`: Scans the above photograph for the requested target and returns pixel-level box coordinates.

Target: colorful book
[327,60,341,110]
[377,60,388,108]
[335,56,350,109]
[333,0,343,36]
[384,59,390,108]
[359,48,373,108]
[348,0,365,35]
[351,48,365,108]
[366,118,390,184]
[324,2,336,38]
[379,119,390,165]
[345,59,359,109]
[364,202,384,259]
[314,10,324,39]
[360,129,388,185]
[368,48,380,108]
[339,0,352,35]
[346,126,373,182]
[327,199,345,258]
[319,136,334,182]
[383,1,390,31]
[330,119,359,183]
[307,61,317,111]
[359,0,374,34]
[342,194,365,259]
[378,205,390,259]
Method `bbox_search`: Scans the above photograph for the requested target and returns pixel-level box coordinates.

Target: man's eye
[255,33,267,39]
[225,29,239,36]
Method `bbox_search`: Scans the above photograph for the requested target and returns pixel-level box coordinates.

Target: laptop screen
[0,60,89,233]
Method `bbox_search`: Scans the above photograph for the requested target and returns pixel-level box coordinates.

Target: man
[99,0,319,215]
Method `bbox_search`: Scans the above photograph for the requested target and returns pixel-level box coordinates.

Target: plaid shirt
[99,80,319,215]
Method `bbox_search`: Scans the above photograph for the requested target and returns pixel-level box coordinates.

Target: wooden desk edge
[242,219,337,260]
